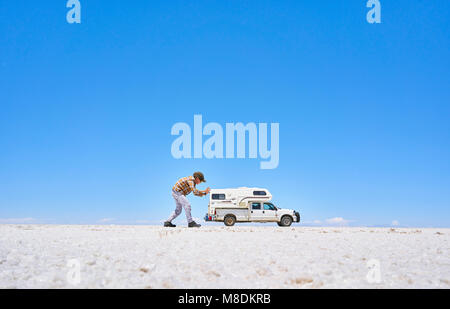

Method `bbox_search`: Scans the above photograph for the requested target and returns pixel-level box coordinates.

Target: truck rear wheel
[280,215,293,227]
[224,215,236,226]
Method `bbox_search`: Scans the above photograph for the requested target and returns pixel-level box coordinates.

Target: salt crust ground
[0,225,449,288]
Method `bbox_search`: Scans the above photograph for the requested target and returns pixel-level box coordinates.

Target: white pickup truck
[204,187,300,227]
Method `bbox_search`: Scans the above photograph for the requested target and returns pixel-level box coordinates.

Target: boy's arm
[195,188,211,196]
[189,180,210,196]
[200,187,211,196]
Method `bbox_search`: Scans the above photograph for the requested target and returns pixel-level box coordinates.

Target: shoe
[164,221,176,227]
[188,221,201,228]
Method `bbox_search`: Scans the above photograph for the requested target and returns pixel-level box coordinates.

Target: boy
[164,172,210,228]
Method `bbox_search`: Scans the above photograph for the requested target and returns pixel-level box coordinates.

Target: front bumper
[294,211,301,223]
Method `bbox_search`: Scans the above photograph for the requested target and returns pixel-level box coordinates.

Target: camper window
[253,191,267,196]
[212,194,226,200]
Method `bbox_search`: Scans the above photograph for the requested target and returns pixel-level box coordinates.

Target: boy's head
[193,172,206,184]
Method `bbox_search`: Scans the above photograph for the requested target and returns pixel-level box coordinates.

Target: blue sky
[0,1,449,227]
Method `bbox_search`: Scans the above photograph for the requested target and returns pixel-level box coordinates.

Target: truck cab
[204,187,300,227]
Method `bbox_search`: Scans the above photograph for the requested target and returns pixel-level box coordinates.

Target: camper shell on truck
[204,187,300,227]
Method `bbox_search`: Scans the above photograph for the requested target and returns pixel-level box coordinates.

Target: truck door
[249,202,265,221]
[263,203,278,221]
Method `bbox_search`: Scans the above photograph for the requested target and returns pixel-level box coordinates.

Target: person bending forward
[164,172,210,228]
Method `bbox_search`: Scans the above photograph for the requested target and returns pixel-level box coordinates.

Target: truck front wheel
[280,215,293,227]
[224,215,236,226]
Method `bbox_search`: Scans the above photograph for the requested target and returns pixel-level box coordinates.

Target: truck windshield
[264,203,277,210]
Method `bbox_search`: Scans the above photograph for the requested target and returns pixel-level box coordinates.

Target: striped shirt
[173,176,205,196]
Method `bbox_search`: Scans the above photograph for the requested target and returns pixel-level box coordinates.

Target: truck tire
[224,215,236,226]
[280,215,293,227]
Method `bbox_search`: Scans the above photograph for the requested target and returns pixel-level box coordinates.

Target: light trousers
[167,190,193,223]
